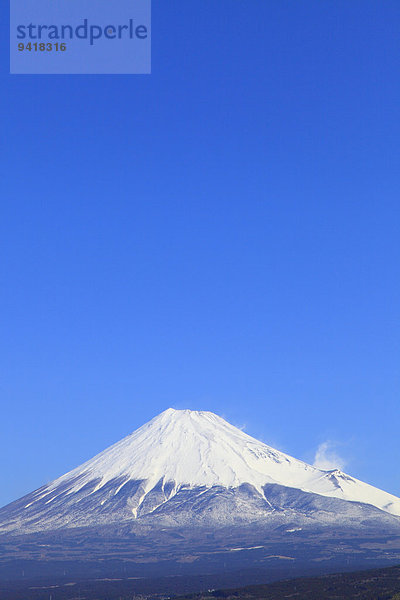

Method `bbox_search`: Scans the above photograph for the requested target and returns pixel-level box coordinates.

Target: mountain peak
[37,408,400,518]
[1,409,400,537]
[158,407,216,418]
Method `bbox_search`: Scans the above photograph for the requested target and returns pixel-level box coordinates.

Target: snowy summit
[1,408,400,534]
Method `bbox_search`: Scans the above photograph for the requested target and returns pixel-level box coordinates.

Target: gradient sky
[1,0,399,508]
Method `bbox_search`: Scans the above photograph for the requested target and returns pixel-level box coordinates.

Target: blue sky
[1,0,399,507]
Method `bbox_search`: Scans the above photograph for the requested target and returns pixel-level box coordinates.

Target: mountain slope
[1,408,400,534]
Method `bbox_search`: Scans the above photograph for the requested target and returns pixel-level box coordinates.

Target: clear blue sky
[1,1,399,508]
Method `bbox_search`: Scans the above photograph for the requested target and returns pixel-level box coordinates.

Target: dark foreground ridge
[176,565,400,600]
[1,523,400,598]
[1,564,400,600]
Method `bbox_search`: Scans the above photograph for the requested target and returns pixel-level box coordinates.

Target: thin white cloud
[313,441,347,471]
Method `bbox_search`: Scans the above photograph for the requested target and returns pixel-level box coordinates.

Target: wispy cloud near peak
[313,441,346,471]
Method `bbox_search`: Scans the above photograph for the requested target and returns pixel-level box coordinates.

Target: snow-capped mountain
[1,408,400,535]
